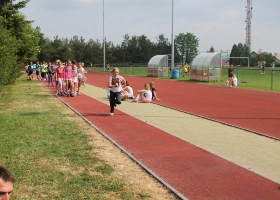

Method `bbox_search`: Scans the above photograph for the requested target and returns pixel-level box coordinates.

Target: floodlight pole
[103,0,106,71]
[171,0,175,71]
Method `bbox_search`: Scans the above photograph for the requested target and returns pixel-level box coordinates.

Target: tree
[0,20,18,85]
[69,36,86,62]
[154,34,170,55]
[83,39,102,65]
[137,35,153,63]
[230,43,250,66]
[0,0,40,62]
[175,32,199,64]
[121,34,130,62]
[264,53,276,64]
[0,0,14,12]
[209,46,215,52]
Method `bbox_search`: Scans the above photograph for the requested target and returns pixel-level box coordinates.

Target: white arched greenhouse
[190,52,222,81]
[148,55,169,77]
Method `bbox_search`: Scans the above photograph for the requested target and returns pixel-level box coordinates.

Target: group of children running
[25,59,87,97]
[107,67,160,116]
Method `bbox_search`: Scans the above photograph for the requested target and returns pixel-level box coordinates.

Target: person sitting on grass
[132,83,152,103]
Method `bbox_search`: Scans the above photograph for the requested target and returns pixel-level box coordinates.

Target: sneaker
[132,99,138,103]
[110,113,114,116]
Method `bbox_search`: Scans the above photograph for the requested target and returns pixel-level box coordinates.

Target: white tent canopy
[148,55,169,76]
[190,52,222,81]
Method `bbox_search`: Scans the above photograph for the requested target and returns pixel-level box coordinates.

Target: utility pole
[171,0,174,71]
[103,0,106,72]
[245,0,253,51]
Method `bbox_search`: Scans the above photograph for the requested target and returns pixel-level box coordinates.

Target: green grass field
[90,66,280,92]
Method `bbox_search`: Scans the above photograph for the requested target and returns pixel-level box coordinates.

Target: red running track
[42,78,280,200]
[87,71,280,139]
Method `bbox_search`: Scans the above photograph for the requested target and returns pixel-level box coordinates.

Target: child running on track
[108,67,126,116]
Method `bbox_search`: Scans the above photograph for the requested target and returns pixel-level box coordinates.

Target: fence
[88,64,280,92]
[219,67,280,92]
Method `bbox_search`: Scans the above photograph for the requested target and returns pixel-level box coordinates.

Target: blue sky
[19,0,280,54]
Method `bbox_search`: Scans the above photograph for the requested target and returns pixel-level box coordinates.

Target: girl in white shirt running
[108,67,126,116]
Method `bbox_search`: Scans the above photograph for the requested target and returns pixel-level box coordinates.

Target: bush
[0,20,18,86]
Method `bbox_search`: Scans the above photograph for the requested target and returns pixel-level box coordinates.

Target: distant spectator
[226,65,234,87]
[0,166,15,200]
[183,63,189,77]
[262,61,266,74]
[258,61,263,74]
[106,63,111,71]
[271,62,275,74]
[233,74,238,87]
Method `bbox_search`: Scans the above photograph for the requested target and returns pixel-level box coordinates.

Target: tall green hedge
[0,20,18,86]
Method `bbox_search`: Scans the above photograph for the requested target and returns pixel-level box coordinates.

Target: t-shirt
[36,64,41,71]
[48,65,54,74]
[77,67,84,79]
[56,66,65,79]
[126,86,133,97]
[41,64,48,73]
[109,75,124,92]
[233,77,238,86]
[65,65,73,79]
[228,68,234,77]
[143,90,152,102]
[28,65,33,73]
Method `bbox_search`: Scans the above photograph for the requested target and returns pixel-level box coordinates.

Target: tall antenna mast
[245,0,253,51]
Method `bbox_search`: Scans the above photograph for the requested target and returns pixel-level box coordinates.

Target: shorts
[36,71,40,75]
[28,71,33,76]
[142,98,151,103]
[57,78,64,89]
[41,72,46,78]
[78,78,83,82]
